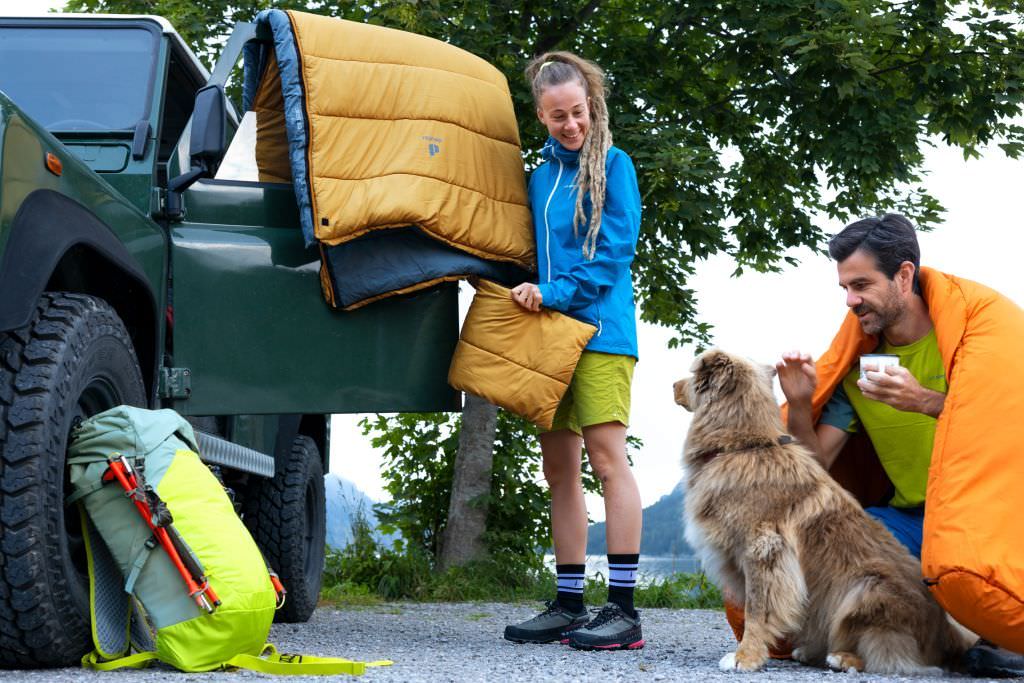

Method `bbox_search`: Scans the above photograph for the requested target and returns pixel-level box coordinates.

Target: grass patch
[636,572,723,609]
[319,580,384,607]
[320,512,722,609]
[321,545,722,610]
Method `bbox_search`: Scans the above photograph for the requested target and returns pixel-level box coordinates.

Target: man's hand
[511,283,542,312]
[858,365,946,417]
[775,350,846,468]
[776,351,817,406]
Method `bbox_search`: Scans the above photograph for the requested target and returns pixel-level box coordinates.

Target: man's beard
[854,284,904,336]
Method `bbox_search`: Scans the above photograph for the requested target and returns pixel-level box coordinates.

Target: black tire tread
[243,435,325,623]
[0,293,144,668]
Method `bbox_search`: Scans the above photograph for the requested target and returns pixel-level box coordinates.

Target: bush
[635,572,723,609]
[322,510,431,602]
[321,513,723,609]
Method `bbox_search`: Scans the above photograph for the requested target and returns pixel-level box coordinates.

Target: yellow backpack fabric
[448,280,596,430]
[68,407,390,675]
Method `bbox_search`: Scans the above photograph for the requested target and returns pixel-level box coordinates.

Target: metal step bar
[194,430,275,478]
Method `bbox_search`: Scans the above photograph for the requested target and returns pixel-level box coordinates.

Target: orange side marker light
[45,152,62,176]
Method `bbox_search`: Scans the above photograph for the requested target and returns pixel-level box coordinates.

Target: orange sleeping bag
[802,267,1024,652]
[726,267,1024,653]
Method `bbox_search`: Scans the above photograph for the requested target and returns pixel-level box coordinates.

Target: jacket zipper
[542,159,564,282]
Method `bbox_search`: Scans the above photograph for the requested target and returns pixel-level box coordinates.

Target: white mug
[860,354,900,381]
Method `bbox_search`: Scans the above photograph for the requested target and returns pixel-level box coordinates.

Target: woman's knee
[540,430,582,487]
[586,448,629,483]
[543,457,582,488]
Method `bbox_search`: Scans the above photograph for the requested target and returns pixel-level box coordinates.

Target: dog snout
[673,378,692,410]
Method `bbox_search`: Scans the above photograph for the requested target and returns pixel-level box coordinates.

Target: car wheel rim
[63,374,122,582]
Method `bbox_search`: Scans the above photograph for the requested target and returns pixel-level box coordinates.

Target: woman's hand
[511,283,543,312]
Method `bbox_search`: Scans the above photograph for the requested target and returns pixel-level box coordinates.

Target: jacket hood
[541,137,581,165]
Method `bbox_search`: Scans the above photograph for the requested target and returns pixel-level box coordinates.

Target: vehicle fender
[0,189,159,396]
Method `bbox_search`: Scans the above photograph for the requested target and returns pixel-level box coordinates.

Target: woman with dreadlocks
[503,52,644,651]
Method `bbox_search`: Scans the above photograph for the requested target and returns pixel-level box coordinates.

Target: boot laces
[528,599,563,622]
[584,603,624,630]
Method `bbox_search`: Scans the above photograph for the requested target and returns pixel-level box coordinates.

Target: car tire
[243,434,325,623]
[0,293,145,667]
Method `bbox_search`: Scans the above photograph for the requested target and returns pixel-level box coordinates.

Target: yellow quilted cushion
[448,280,596,429]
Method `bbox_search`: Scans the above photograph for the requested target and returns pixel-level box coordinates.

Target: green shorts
[547,351,636,435]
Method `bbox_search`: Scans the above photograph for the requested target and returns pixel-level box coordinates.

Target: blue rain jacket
[531,138,641,358]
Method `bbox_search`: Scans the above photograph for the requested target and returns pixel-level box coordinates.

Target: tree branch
[533,0,602,55]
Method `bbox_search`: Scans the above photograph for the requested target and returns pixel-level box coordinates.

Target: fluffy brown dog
[674,348,973,674]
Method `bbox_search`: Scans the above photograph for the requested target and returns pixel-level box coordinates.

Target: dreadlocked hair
[525,51,612,260]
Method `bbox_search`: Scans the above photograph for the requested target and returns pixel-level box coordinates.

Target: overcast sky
[331,138,1023,522]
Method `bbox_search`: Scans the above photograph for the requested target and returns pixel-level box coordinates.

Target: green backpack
[67,405,388,675]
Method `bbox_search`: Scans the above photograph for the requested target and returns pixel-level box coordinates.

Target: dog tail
[858,629,942,675]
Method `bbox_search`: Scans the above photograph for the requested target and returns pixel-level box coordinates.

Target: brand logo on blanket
[421,135,443,158]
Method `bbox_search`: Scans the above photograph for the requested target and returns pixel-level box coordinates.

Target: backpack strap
[128,598,156,652]
[224,644,393,676]
[65,479,107,506]
[81,650,157,671]
[80,508,132,660]
[83,645,392,675]
[123,536,158,595]
[66,453,116,466]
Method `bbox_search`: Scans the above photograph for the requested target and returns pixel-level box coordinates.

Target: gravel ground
[0,603,1019,682]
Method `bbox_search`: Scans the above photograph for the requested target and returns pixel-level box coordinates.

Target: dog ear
[693,349,737,397]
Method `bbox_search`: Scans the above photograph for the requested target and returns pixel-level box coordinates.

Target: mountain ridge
[324,473,396,549]
[586,480,696,558]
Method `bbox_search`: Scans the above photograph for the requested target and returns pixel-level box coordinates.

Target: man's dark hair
[828,213,921,294]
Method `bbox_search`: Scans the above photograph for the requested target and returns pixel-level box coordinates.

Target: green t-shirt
[819,328,947,508]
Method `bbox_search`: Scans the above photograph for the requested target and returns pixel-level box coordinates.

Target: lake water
[544,554,702,585]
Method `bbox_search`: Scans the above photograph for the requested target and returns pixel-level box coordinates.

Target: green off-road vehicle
[0,14,459,667]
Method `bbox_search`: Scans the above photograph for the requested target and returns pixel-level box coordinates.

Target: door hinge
[159,367,192,400]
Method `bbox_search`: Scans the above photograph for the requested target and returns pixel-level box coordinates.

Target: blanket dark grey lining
[321,227,531,309]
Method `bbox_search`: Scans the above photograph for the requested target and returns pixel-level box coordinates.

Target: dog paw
[718,652,737,671]
[791,647,807,664]
[732,648,768,672]
[827,651,864,673]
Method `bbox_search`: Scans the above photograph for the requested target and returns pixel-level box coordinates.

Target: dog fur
[674,348,973,674]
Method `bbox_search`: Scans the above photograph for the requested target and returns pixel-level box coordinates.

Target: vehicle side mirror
[167,85,228,213]
[189,84,227,169]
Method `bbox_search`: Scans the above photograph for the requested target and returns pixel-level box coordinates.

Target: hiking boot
[504,600,589,644]
[567,602,644,651]
[964,639,1024,678]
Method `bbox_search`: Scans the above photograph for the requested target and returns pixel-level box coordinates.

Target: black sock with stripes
[555,563,585,614]
[607,553,639,617]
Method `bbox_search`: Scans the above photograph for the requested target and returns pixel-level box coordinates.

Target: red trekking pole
[104,454,219,613]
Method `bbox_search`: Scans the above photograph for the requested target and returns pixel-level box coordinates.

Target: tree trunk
[438,393,498,570]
